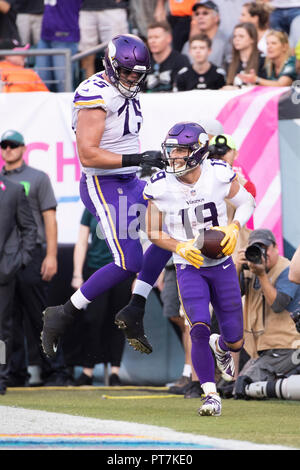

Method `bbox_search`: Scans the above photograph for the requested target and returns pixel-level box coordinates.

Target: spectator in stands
[71,209,135,387]
[175,34,226,91]
[129,0,157,41]
[225,22,266,87]
[0,129,71,387]
[0,0,20,41]
[0,38,48,92]
[78,0,128,80]
[154,0,194,52]
[268,0,300,36]
[190,1,231,68]
[145,20,190,92]
[35,0,82,92]
[239,2,272,55]
[289,11,300,51]
[15,0,44,48]
[233,229,300,398]
[239,30,297,86]
[212,0,249,39]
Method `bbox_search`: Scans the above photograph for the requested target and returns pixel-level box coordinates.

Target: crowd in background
[0,0,299,92]
[0,0,300,392]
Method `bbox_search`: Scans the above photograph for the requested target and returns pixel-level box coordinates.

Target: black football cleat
[41,305,74,358]
[115,305,153,354]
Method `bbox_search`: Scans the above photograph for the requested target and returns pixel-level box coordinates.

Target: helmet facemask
[113,64,147,98]
[162,139,209,177]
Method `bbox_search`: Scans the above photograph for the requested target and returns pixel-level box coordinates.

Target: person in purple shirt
[35,0,82,92]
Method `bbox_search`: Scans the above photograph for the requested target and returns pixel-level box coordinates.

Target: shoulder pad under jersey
[73,73,113,112]
[143,170,168,201]
[207,159,236,184]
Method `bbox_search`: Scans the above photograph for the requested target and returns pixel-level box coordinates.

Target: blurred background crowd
[0,0,299,93]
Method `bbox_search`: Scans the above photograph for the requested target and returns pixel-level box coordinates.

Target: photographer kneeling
[234,229,300,399]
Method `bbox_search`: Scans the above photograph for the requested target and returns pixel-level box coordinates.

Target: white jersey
[143,158,237,267]
[72,71,142,176]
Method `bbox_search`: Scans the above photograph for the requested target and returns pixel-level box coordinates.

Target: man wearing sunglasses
[0,130,70,387]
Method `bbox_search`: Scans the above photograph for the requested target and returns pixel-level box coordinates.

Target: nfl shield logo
[190,189,196,196]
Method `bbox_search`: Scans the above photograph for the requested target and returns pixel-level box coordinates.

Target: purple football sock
[218,335,230,352]
[218,335,243,352]
[80,262,134,301]
[190,324,215,385]
[137,244,171,285]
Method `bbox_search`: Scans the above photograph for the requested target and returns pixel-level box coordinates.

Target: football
[196,229,225,259]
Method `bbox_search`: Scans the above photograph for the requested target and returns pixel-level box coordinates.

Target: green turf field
[1,387,300,448]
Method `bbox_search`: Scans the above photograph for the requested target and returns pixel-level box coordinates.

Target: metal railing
[71,41,108,63]
[0,41,108,92]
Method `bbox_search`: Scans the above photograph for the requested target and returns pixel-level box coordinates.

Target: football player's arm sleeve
[227,184,256,228]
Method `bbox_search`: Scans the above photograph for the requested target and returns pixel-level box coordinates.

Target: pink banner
[217,86,286,254]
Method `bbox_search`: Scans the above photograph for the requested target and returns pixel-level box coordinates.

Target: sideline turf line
[0,406,294,450]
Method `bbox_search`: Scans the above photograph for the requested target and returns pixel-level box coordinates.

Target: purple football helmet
[104,34,151,98]
[162,122,209,176]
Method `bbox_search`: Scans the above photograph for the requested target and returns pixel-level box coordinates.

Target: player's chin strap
[186,150,210,170]
[227,185,256,228]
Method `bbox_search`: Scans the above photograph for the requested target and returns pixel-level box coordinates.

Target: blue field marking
[0,440,215,450]
[0,436,216,450]
[57,196,80,203]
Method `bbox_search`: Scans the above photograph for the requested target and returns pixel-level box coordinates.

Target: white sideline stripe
[253,173,281,227]
[232,88,284,147]
[0,406,295,450]
[86,174,121,267]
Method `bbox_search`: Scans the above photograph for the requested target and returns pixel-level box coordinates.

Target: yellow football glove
[212,223,240,256]
[175,239,204,269]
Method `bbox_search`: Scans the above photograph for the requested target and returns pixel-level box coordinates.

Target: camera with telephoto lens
[245,243,267,264]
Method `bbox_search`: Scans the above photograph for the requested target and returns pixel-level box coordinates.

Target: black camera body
[290,310,300,333]
[245,243,267,264]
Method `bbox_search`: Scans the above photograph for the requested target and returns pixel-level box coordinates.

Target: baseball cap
[0,38,30,51]
[209,134,238,150]
[200,118,224,136]
[248,229,276,247]
[0,130,25,146]
[192,1,219,13]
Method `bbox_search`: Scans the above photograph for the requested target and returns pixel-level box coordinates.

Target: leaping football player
[144,122,256,416]
[41,34,172,358]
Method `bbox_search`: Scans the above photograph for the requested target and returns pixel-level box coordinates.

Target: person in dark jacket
[0,173,37,395]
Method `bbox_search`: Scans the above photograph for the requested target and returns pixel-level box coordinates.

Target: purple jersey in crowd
[41,0,82,43]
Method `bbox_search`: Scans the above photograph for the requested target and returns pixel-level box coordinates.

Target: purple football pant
[78,173,171,301]
[175,259,243,385]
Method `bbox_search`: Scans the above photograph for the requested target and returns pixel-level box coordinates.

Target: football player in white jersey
[144,121,256,416]
[41,34,172,358]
